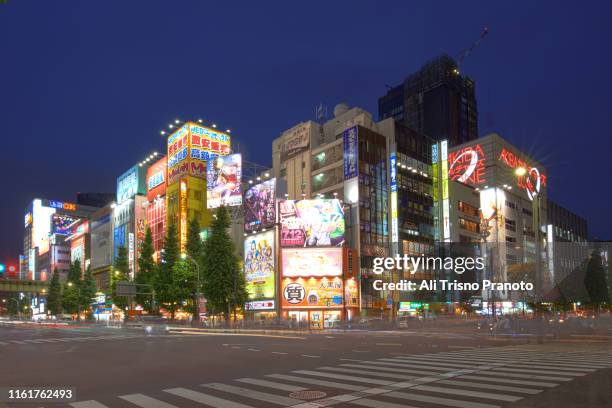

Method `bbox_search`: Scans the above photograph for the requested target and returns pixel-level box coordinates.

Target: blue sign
[116,165,145,203]
[343,126,358,179]
[390,153,397,193]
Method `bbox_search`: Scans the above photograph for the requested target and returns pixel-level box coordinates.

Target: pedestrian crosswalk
[1,334,164,346]
[65,344,612,408]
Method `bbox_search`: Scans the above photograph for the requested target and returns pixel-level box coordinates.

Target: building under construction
[378,54,479,147]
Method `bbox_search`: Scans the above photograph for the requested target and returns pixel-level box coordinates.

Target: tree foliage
[155,223,180,318]
[47,267,63,316]
[81,265,97,320]
[136,227,157,312]
[585,250,610,304]
[62,260,82,316]
[112,246,130,311]
[201,206,243,320]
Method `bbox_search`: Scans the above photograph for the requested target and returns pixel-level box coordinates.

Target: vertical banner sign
[432,143,440,241]
[343,126,358,179]
[441,140,450,242]
[128,232,135,278]
[179,180,188,252]
[390,153,398,243]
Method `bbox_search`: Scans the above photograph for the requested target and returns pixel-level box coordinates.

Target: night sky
[2,1,611,264]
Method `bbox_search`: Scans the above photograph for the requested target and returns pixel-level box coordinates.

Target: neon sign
[48,200,77,211]
[448,144,486,185]
[498,148,547,200]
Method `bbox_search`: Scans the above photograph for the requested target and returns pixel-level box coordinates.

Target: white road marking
[292,370,393,385]
[119,393,178,407]
[203,382,300,406]
[235,378,306,392]
[164,387,254,408]
[70,401,110,408]
[266,373,366,391]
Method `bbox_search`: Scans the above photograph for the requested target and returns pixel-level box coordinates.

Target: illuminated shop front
[145,156,167,261]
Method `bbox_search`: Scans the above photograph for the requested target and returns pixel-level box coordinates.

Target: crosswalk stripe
[70,401,109,408]
[164,387,254,408]
[373,360,457,371]
[339,363,444,376]
[515,361,604,369]
[119,393,178,407]
[491,367,585,376]
[456,374,558,387]
[348,397,420,408]
[386,390,501,408]
[391,358,475,368]
[203,383,300,406]
[266,374,366,391]
[10,340,26,344]
[235,378,306,392]
[350,360,442,374]
[473,370,572,382]
[411,384,522,402]
[292,370,393,385]
[0,341,7,345]
[317,366,417,380]
[437,379,542,394]
[511,363,595,372]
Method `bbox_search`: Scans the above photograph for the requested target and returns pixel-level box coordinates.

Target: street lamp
[515,166,543,342]
[181,253,201,326]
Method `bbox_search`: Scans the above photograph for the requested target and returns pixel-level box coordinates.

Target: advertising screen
[52,214,80,235]
[244,231,275,304]
[343,126,358,179]
[279,199,345,247]
[244,178,276,232]
[91,214,112,270]
[281,277,343,308]
[146,156,167,201]
[117,165,145,203]
[206,153,242,208]
[281,248,342,277]
[31,199,56,255]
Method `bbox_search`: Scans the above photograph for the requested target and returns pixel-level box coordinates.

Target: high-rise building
[76,192,115,208]
[379,54,478,146]
[165,121,231,250]
[22,199,99,281]
[144,156,168,261]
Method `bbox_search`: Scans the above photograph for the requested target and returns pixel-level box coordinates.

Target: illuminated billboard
[281,277,343,308]
[281,248,342,278]
[343,126,358,179]
[279,199,345,247]
[117,165,145,203]
[167,122,231,185]
[31,199,56,255]
[206,153,242,208]
[448,144,486,186]
[146,156,167,201]
[244,178,276,232]
[52,214,80,235]
[244,231,275,304]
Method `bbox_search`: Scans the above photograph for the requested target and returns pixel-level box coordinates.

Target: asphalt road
[0,325,610,408]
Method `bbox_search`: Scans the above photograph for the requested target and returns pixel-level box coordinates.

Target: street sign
[116,281,137,296]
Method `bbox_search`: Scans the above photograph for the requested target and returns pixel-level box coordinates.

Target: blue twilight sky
[1,1,611,263]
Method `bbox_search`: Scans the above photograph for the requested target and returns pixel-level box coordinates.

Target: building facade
[379,54,478,146]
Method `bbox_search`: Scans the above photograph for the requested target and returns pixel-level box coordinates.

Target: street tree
[136,227,157,312]
[80,265,97,320]
[185,217,204,322]
[201,206,243,323]
[584,249,610,308]
[155,222,180,319]
[46,267,63,316]
[112,246,130,313]
[62,260,82,317]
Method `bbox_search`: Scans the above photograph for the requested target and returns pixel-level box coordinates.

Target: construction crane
[454,27,489,74]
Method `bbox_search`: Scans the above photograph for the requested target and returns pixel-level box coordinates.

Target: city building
[21,199,99,281]
[379,54,478,146]
[76,192,115,208]
[165,121,231,250]
[144,156,168,261]
[89,204,114,291]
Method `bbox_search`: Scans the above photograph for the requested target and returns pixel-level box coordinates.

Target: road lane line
[292,370,393,385]
[456,374,558,387]
[70,401,109,408]
[266,374,366,391]
[119,393,178,407]
[349,398,420,408]
[164,387,254,408]
[300,355,320,358]
[247,348,260,352]
[317,366,417,380]
[235,378,306,392]
[203,383,300,406]
[411,384,522,402]
[437,379,542,394]
[385,390,501,408]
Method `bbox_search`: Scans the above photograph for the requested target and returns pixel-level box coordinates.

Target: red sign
[448,144,486,185]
